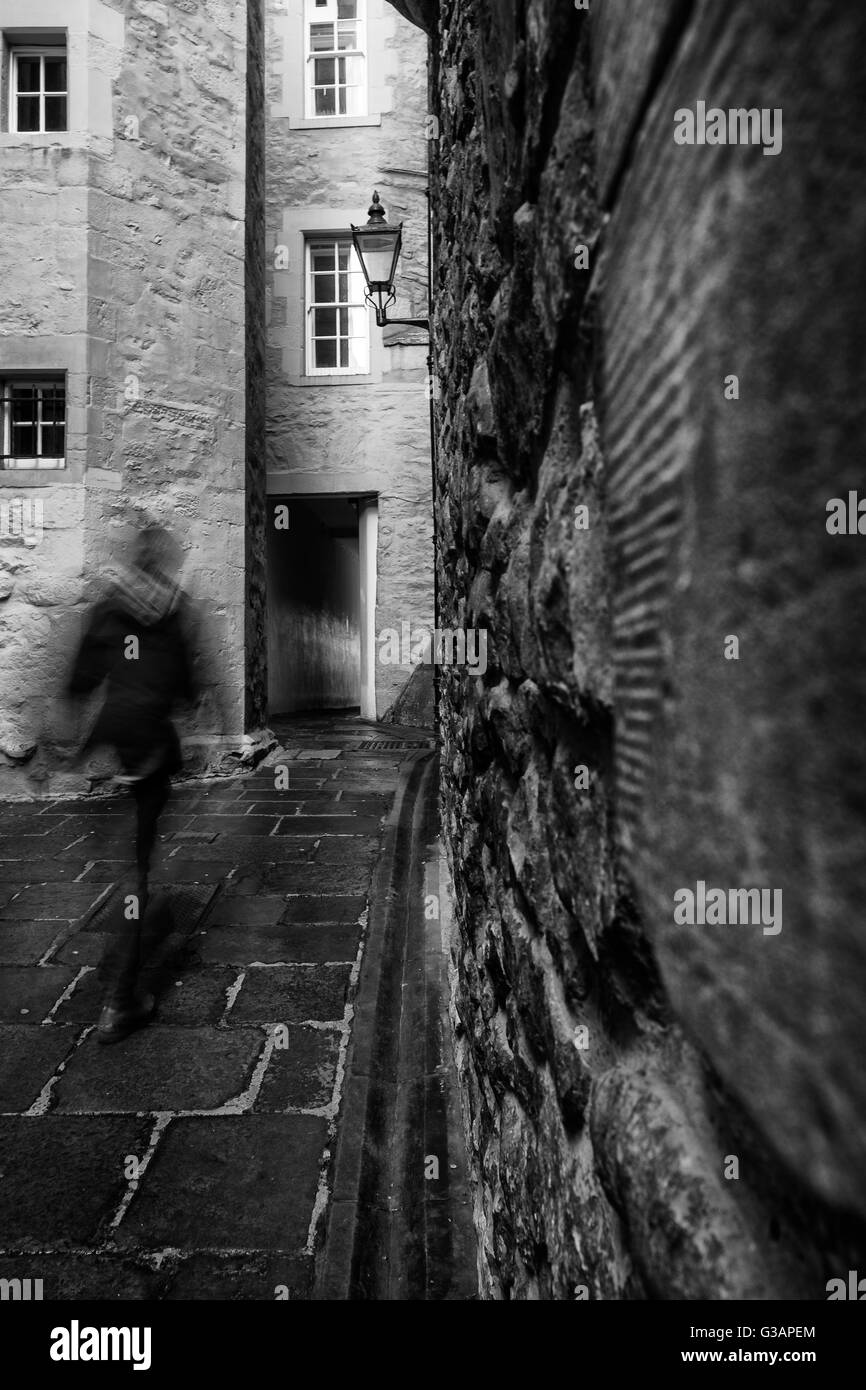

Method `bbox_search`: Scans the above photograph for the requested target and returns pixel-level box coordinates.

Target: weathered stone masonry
[406,0,866,1297]
[0,0,262,794]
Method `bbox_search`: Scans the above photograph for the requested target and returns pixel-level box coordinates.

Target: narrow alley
[0,718,475,1299]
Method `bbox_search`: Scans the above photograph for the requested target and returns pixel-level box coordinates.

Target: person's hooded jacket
[67,563,199,779]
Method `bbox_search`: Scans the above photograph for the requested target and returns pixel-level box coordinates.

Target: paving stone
[272,815,381,836]
[53,1026,263,1113]
[0,966,79,1022]
[163,1250,314,1300]
[0,922,65,965]
[49,969,107,1023]
[0,1115,151,1246]
[0,1024,79,1111]
[236,797,329,810]
[280,896,366,924]
[0,882,28,906]
[38,798,127,817]
[117,1115,327,1251]
[161,842,311,864]
[70,860,131,881]
[0,883,106,921]
[313,838,381,864]
[147,966,239,1024]
[57,839,137,861]
[0,1252,167,1300]
[53,932,111,966]
[182,816,281,836]
[229,964,351,1024]
[206,896,287,927]
[151,858,238,885]
[199,923,359,966]
[259,864,373,895]
[4,861,106,882]
[253,1025,340,1111]
[271,924,360,964]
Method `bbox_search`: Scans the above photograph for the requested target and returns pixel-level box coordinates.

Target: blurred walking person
[66,523,201,1043]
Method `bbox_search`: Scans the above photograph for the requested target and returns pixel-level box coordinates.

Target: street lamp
[351,191,430,331]
[351,185,439,741]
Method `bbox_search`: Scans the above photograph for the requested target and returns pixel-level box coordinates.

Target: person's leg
[107,769,170,1011]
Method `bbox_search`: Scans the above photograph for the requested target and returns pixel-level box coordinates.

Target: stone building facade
[407,0,866,1299]
[0,0,433,798]
[0,0,263,795]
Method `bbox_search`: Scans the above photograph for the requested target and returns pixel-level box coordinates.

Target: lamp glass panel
[356,231,399,287]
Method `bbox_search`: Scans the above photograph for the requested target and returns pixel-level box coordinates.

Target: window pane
[338,246,350,272]
[311,247,335,273]
[339,340,349,368]
[310,23,335,51]
[16,57,41,93]
[313,273,336,303]
[17,96,40,131]
[45,96,67,131]
[42,387,66,425]
[337,22,357,48]
[338,0,357,17]
[338,272,349,301]
[343,54,365,115]
[348,334,368,373]
[315,339,338,369]
[348,305,368,340]
[11,388,37,422]
[12,424,37,456]
[314,307,337,337]
[314,57,335,84]
[315,87,336,115]
[339,308,349,335]
[42,424,65,456]
[44,58,67,92]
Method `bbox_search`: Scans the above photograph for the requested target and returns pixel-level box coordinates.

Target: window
[9,47,67,133]
[1,377,66,469]
[304,0,366,119]
[305,240,370,375]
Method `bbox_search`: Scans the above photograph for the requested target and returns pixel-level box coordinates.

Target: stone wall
[0,0,257,795]
[245,0,268,729]
[421,0,866,1298]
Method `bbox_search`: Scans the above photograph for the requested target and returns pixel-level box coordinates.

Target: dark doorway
[267,495,360,714]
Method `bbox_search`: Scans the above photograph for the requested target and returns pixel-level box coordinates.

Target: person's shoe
[96,992,155,1045]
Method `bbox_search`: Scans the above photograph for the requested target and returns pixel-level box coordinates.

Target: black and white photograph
[0,0,864,1363]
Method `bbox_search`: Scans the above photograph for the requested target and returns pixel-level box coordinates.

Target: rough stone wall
[265,0,433,719]
[245,0,268,729]
[0,0,258,795]
[425,0,866,1298]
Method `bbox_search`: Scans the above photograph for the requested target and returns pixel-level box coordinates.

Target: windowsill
[0,131,84,148]
[288,115,381,129]
[0,468,71,486]
[298,373,374,387]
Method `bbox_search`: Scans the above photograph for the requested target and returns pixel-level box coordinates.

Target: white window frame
[8,44,68,134]
[304,238,370,378]
[0,376,67,470]
[303,0,367,121]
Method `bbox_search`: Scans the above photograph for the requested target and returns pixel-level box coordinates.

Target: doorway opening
[267,494,378,718]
